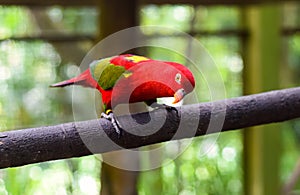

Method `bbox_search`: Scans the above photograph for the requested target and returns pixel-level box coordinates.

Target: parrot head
[163,62,195,104]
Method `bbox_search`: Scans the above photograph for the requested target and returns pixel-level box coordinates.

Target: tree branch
[0,87,300,169]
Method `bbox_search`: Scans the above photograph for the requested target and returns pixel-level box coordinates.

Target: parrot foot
[163,104,179,116]
[150,103,178,116]
[101,110,122,137]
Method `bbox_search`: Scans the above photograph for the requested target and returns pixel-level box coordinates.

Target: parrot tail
[50,69,98,89]
[50,79,76,87]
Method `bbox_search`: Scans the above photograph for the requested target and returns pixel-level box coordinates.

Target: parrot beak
[173,89,186,104]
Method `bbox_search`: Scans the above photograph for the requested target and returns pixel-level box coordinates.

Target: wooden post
[97,0,138,42]
[243,4,281,195]
[96,1,139,195]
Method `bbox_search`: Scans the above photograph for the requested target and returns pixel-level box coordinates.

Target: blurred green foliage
[0,3,299,195]
[0,6,35,38]
[0,6,101,195]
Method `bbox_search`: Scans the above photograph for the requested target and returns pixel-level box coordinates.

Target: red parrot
[51,54,195,134]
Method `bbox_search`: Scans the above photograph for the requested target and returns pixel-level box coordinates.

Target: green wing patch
[90,58,127,90]
[98,65,126,90]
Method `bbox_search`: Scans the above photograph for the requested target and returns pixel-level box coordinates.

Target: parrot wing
[90,58,132,90]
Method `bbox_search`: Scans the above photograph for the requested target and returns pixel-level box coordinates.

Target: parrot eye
[175,73,182,84]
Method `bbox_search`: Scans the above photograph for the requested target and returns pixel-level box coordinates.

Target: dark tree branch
[0,87,300,169]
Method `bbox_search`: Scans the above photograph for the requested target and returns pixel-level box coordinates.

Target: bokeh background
[0,1,299,194]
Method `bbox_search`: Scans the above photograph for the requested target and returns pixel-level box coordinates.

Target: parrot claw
[163,104,179,116]
[101,110,122,137]
[149,103,178,116]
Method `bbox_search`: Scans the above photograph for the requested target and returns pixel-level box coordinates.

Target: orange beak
[172,89,186,104]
